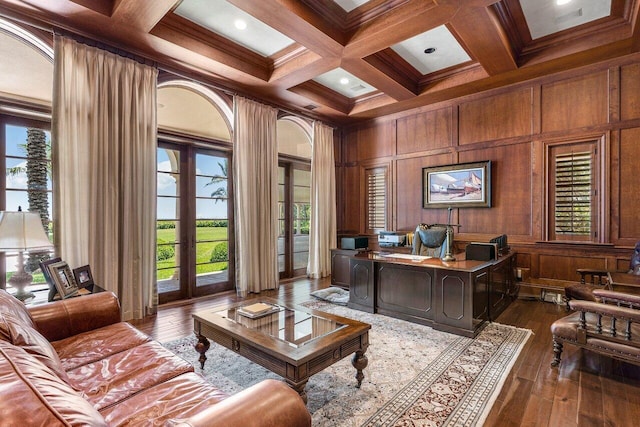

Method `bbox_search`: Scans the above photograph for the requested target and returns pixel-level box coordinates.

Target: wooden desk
[608,272,640,294]
[347,251,517,338]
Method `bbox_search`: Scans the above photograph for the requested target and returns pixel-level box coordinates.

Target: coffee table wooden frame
[193,297,370,403]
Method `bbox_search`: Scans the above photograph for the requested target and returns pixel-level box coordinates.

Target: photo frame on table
[39,257,62,302]
[422,161,492,209]
[47,261,79,299]
[73,265,94,289]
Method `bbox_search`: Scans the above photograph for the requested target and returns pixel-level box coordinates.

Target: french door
[156,141,233,303]
[278,160,311,279]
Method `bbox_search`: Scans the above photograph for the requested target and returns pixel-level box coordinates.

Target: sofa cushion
[0,340,107,427]
[2,314,70,382]
[0,289,35,341]
[52,321,152,371]
[66,340,194,410]
[100,372,228,426]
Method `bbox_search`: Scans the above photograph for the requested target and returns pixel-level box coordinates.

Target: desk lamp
[0,207,54,301]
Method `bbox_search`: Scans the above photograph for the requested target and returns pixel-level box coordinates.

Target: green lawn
[5,227,229,283]
[156,226,229,280]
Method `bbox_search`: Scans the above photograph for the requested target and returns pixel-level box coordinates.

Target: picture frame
[47,261,79,299]
[73,265,95,289]
[39,257,62,302]
[423,161,492,209]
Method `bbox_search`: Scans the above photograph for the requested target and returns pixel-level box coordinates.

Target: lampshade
[0,211,54,252]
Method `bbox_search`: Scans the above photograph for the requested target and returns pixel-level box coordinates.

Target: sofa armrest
[28,292,121,342]
[170,379,311,427]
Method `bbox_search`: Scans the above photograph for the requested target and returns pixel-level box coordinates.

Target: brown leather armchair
[551,289,640,367]
[564,241,640,310]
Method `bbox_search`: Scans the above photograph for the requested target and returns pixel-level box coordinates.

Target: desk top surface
[355,251,509,272]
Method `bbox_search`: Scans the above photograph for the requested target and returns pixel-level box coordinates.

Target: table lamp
[0,208,54,301]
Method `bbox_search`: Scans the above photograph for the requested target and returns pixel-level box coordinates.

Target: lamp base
[8,253,35,302]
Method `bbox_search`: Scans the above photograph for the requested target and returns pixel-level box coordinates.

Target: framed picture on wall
[423,161,492,209]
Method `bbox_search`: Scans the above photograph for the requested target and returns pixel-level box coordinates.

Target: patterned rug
[162,301,531,426]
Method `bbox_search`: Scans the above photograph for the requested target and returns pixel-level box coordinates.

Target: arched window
[155,80,234,303]
[276,115,312,278]
[0,18,53,295]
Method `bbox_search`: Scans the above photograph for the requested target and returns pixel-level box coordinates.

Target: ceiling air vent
[556,8,583,24]
[304,104,318,110]
[350,84,367,92]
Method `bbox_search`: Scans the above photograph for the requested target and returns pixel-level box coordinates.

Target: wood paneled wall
[336,54,640,286]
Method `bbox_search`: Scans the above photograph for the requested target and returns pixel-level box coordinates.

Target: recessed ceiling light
[556,0,571,5]
[424,47,437,54]
[339,77,350,85]
[234,19,247,30]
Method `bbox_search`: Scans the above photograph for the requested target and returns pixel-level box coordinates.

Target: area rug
[162,301,531,426]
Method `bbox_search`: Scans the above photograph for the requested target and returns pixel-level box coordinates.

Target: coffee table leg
[195,335,210,369]
[288,380,308,404]
[351,349,368,388]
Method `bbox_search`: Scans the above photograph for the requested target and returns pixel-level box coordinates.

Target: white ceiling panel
[332,0,372,12]
[313,68,377,98]
[175,0,295,57]
[391,25,471,75]
[520,0,612,39]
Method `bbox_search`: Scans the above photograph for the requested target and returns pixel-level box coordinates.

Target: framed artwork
[73,265,95,289]
[47,261,79,299]
[422,161,492,209]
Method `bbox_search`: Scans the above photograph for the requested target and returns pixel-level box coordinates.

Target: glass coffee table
[193,297,370,403]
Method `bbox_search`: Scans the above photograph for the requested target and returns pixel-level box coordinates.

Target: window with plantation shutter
[548,141,598,242]
[365,167,387,234]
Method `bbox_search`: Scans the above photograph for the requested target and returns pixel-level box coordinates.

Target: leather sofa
[551,289,640,368]
[0,288,311,426]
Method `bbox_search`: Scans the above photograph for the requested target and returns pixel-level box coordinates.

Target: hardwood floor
[130,277,640,426]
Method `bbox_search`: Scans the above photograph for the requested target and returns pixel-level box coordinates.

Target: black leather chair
[412,224,448,258]
[564,241,640,310]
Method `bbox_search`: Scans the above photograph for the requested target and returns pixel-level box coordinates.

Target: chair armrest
[170,379,311,427]
[28,292,121,342]
[569,299,640,323]
[592,289,640,308]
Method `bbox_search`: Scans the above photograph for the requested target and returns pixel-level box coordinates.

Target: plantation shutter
[365,167,387,233]
[549,142,597,241]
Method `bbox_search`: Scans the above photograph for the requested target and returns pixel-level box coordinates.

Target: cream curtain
[307,121,336,278]
[233,96,279,297]
[52,35,158,320]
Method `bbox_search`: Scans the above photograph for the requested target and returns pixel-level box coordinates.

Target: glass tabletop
[214,301,346,348]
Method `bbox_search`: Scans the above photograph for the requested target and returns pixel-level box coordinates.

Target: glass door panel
[194,153,230,292]
[278,163,310,279]
[292,169,310,274]
[156,147,181,296]
[277,166,286,274]
[156,144,233,303]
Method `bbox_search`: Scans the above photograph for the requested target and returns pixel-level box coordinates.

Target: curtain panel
[52,35,158,320]
[307,121,336,278]
[233,96,279,297]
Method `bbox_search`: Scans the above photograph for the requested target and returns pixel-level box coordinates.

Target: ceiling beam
[449,5,517,75]
[227,0,344,58]
[270,53,340,87]
[343,0,458,58]
[341,57,417,100]
[111,0,178,32]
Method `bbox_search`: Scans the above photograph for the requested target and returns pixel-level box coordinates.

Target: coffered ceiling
[0,0,638,125]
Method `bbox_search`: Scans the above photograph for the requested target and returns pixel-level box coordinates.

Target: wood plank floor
[130,277,640,426]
